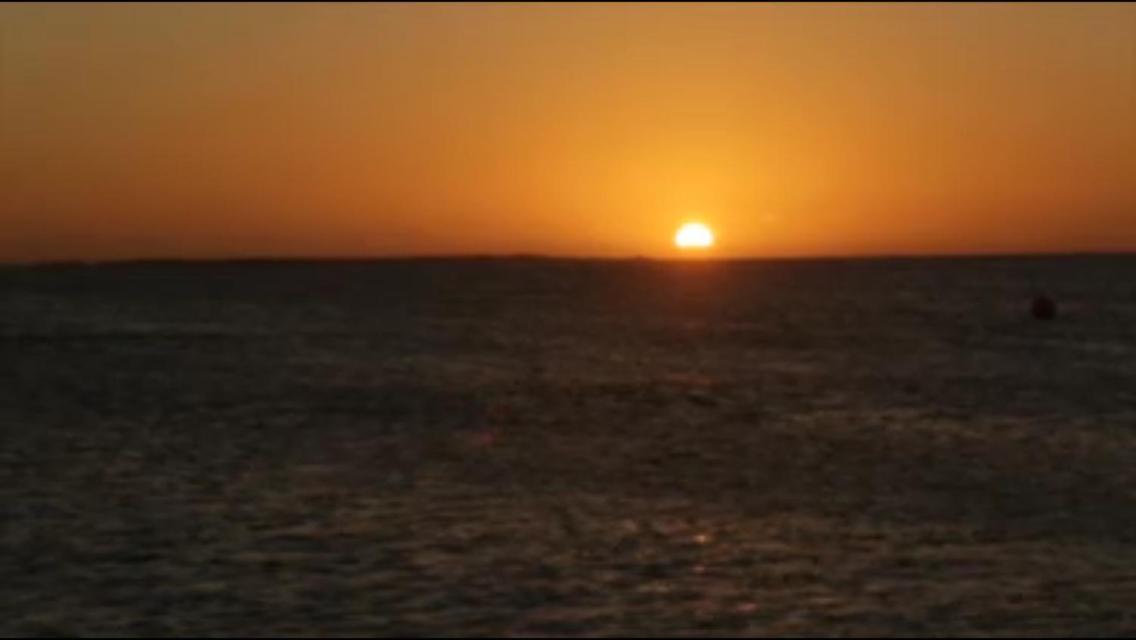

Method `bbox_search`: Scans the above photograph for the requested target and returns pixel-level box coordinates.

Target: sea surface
[2,256,1136,636]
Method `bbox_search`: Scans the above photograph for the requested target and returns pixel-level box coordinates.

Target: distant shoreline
[4,250,1136,270]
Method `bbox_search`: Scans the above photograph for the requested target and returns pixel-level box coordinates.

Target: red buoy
[1031,296,1057,320]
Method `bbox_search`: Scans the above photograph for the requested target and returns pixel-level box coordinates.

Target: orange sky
[2,2,1134,262]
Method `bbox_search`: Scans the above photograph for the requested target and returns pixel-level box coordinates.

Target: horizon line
[5,248,1136,268]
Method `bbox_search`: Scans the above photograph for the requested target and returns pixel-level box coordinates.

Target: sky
[2,2,1134,262]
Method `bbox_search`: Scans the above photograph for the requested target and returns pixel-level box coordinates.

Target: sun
[674,222,715,250]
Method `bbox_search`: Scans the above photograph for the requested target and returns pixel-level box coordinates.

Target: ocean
[2,255,1135,636]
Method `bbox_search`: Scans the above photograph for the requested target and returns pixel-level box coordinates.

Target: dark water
[3,256,1135,636]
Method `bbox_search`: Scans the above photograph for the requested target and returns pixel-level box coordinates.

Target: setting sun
[675,223,715,250]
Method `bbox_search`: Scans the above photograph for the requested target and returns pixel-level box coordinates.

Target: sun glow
[674,222,715,250]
